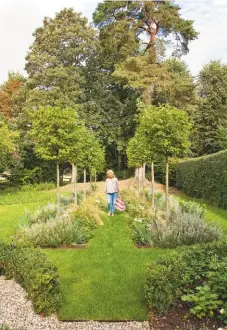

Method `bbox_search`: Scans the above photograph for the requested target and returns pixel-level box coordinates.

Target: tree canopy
[93,0,198,67]
[25,8,96,108]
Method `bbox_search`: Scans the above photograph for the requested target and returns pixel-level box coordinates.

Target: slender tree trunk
[71,163,75,183]
[143,163,146,181]
[57,163,60,214]
[138,167,141,194]
[118,151,122,170]
[166,157,169,220]
[84,168,86,201]
[95,170,97,184]
[73,164,77,206]
[151,161,155,209]
[90,169,92,191]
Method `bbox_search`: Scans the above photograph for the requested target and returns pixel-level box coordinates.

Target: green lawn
[46,214,167,321]
[0,190,56,240]
[0,188,227,320]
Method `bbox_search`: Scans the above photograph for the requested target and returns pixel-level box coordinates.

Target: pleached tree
[139,104,191,219]
[30,106,79,212]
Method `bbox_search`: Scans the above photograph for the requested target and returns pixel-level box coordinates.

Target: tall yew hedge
[176,150,227,208]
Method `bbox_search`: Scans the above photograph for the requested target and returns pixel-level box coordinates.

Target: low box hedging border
[176,150,227,208]
[0,241,62,315]
[145,240,227,315]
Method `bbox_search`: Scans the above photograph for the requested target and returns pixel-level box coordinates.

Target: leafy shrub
[181,257,227,323]
[17,215,92,248]
[145,253,187,314]
[132,222,153,246]
[182,285,222,318]
[0,241,61,315]
[176,150,227,208]
[145,241,227,319]
[178,200,206,218]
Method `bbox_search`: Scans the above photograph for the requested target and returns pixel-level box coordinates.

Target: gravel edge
[0,277,150,330]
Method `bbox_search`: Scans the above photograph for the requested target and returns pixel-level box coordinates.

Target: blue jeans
[107,193,118,214]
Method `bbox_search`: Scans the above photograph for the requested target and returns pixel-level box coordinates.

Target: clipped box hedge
[176,150,227,208]
[0,241,62,315]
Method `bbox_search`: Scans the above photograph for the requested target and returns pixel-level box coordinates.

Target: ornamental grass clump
[73,194,106,226]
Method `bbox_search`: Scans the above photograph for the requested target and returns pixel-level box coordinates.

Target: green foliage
[81,49,139,169]
[120,189,154,224]
[25,8,96,108]
[60,194,75,206]
[207,258,227,300]
[9,150,57,185]
[0,120,18,159]
[132,222,153,246]
[30,106,79,162]
[71,127,105,172]
[193,60,227,156]
[127,130,151,168]
[113,54,171,104]
[94,1,198,64]
[181,257,227,322]
[139,104,191,159]
[152,206,220,248]
[0,241,62,314]
[152,58,197,110]
[113,168,134,180]
[145,240,227,316]
[145,253,186,314]
[125,191,219,248]
[178,200,206,219]
[176,150,227,208]
[182,285,221,319]
[218,302,227,325]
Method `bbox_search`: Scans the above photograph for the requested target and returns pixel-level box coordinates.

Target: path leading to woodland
[59,178,180,195]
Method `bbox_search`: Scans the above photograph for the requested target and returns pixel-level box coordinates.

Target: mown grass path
[45,214,167,321]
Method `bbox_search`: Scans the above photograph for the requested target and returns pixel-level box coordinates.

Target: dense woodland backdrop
[1,1,227,185]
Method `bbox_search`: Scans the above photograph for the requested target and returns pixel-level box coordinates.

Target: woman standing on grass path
[104,170,119,216]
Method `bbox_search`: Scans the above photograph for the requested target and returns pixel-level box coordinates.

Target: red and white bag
[115,198,126,212]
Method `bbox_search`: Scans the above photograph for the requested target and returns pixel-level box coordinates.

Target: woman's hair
[107,169,115,179]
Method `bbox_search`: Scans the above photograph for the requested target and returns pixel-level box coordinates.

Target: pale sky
[0,0,227,83]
